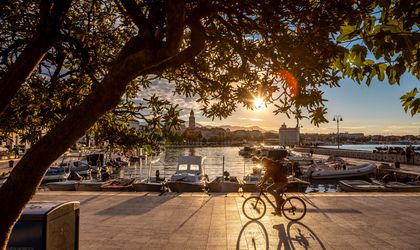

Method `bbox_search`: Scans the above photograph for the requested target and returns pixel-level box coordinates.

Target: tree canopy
[0,0,419,248]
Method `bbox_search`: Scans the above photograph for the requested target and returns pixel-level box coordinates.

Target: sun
[253,97,265,109]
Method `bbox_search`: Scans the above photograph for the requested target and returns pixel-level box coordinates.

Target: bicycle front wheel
[242,196,266,220]
[281,196,306,221]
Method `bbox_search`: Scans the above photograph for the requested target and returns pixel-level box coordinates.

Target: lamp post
[333,115,343,149]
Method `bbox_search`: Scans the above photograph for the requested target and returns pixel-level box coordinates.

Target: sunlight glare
[253,97,265,110]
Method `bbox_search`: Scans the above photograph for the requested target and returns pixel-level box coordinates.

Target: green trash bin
[7,201,80,250]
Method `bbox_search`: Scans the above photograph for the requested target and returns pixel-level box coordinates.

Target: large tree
[0,0,418,248]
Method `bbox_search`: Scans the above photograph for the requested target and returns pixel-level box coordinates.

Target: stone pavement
[29,191,420,250]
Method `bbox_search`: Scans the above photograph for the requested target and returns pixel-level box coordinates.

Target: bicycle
[242,186,306,221]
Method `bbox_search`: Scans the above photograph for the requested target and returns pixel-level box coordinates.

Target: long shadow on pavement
[275,221,326,250]
[236,220,326,250]
[95,194,177,216]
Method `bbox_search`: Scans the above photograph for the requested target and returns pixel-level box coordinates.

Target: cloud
[239,118,263,122]
[135,78,203,116]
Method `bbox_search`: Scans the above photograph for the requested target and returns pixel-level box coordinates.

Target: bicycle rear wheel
[242,196,266,220]
[281,196,306,221]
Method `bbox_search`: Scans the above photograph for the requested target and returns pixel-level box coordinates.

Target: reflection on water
[125,146,340,192]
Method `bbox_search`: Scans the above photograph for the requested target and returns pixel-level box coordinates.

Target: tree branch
[118,0,153,40]
[0,0,72,115]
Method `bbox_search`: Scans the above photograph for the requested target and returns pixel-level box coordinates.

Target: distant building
[279,123,300,146]
[189,109,195,129]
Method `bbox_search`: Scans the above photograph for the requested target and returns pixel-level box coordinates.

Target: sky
[139,73,420,136]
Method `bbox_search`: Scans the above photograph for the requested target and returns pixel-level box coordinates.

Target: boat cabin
[176,156,204,175]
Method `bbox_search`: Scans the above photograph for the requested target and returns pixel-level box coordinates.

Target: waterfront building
[279,123,300,146]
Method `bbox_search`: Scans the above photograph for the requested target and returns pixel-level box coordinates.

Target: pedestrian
[13,146,19,159]
[406,146,412,164]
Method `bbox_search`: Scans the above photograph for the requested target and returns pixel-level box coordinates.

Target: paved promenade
[29,191,420,250]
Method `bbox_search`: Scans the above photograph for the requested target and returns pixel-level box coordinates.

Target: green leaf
[337,23,358,42]
[377,63,387,81]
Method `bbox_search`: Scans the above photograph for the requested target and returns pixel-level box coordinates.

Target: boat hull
[309,163,376,180]
[133,182,164,192]
[208,182,240,193]
[100,178,134,191]
[46,181,78,191]
[338,180,384,192]
[167,181,205,192]
[76,181,104,191]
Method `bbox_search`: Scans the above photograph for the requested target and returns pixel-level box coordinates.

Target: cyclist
[257,157,288,215]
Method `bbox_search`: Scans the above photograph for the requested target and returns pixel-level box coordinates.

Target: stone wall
[296,147,420,165]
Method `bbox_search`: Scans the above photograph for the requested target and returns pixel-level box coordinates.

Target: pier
[30,191,420,249]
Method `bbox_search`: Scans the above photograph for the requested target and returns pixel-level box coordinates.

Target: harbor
[2,145,420,193]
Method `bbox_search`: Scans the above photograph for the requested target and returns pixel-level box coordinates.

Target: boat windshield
[178,164,188,170]
[190,164,200,171]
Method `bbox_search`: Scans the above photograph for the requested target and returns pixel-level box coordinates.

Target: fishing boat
[384,182,420,192]
[305,163,377,180]
[100,178,135,191]
[241,167,263,192]
[166,155,207,192]
[208,175,241,193]
[43,166,69,183]
[338,180,384,192]
[132,156,165,192]
[76,179,106,191]
[338,180,420,192]
[76,166,112,191]
[46,180,79,191]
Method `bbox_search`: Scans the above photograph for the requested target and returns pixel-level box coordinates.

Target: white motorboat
[305,163,377,180]
[43,166,69,182]
[68,160,92,175]
[166,155,207,192]
[242,167,263,192]
[287,151,314,166]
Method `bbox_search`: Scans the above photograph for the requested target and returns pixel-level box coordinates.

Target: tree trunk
[0,64,132,249]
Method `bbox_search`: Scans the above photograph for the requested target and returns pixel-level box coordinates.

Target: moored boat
[43,166,69,183]
[338,180,420,192]
[242,168,263,192]
[100,178,135,191]
[166,155,207,192]
[46,180,79,191]
[132,177,166,192]
[305,163,377,180]
[208,176,241,193]
[338,180,384,192]
[384,182,420,192]
[76,179,106,191]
